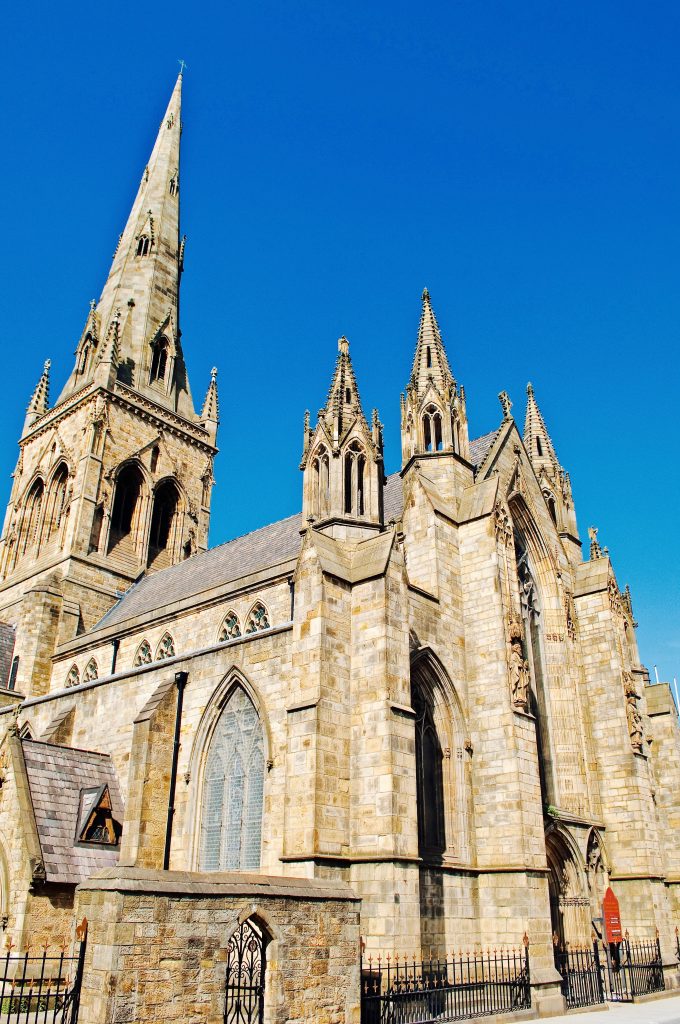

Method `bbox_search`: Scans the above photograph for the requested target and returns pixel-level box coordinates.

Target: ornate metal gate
[224,918,266,1024]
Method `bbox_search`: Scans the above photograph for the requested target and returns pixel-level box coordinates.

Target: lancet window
[198,685,264,871]
[219,612,241,642]
[156,633,176,660]
[147,479,180,569]
[149,337,169,385]
[45,464,69,546]
[136,235,150,257]
[79,334,93,376]
[20,479,44,558]
[108,464,144,555]
[65,664,80,688]
[245,603,270,634]
[311,446,330,519]
[133,640,152,666]
[422,405,443,452]
[343,441,366,516]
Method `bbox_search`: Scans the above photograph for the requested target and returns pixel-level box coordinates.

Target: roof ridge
[23,738,114,760]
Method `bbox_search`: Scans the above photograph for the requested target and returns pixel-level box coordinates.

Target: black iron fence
[553,940,604,1009]
[361,941,531,1024]
[554,931,664,1008]
[0,921,87,1023]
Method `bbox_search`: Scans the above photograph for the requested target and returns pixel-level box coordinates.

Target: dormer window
[76,785,121,846]
[149,337,169,384]
[136,235,150,257]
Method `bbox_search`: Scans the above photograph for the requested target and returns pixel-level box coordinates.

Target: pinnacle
[27,359,51,416]
[201,367,219,422]
[523,381,559,471]
[409,287,455,397]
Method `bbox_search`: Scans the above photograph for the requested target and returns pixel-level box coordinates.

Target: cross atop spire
[56,74,195,419]
[409,288,456,399]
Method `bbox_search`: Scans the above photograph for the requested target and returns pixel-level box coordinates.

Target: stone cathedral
[0,74,679,1023]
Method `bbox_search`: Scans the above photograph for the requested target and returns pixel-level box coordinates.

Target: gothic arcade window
[83,658,98,682]
[412,683,446,857]
[422,405,443,452]
[20,479,44,558]
[149,337,169,384]
[219,612,241,642]
[156,633,176,660]
[46,464,69,546]
[147,479,180,569]
[134,640,152,666]
[343,441,366,517]
[65,664,80,688]
[311,446,330,518]
[198,686,264,871]
[136,235,150,257]
[108,464,144,553]
[245,603,270,634]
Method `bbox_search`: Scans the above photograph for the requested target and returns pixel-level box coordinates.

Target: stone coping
[76,865,360,902]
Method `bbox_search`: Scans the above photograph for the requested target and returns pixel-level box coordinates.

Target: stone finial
[498,391,513,420]
[588,526,602,560]
[338,336,349,356]
[422,287,430,301]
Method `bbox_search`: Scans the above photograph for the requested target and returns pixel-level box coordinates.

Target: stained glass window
[83,658,98,682]
[219,612,241,642]
[65,664,80,688]
[199,686,264,871]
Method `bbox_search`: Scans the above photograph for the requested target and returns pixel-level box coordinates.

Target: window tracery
[136,235,150,257]
[311,446,330,518]
[245,603,270,634]
[422,404,443,452]
[133,640,152,666]
[149,336,169,384]
[219,612,241,642]
[65,664,80,688]
[83,658,98,682]
[156,633,176,660]
[198,685,264,871]
[343,441,366,516]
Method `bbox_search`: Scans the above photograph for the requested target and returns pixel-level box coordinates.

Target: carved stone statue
[509,641,530,710]
[626,694,643,752]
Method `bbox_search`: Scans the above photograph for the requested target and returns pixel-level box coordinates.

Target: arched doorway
[545,828,591,947]
[225,917,267,1024]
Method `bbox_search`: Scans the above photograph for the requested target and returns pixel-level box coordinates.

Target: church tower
[300,337,385,539]
[0,74,218,697]
[523,382,580,563]
[400,288,470,467]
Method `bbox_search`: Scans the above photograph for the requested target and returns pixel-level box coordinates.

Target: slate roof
[0,622,16,690]
[22,739,123,885]
[93,435,497,634]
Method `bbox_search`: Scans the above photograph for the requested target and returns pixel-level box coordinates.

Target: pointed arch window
[198,686,264,871]
[245,603,270,634]
[536,438,543,457]
[156,633,176,660]
[219,612,241,643]
[147,479,180,570]
[83,658,98,682]
[79,333,94,376]
[426,345,432,369]
[422,405,443,452]
[134,640,152,667]
[136,235,150,257]
[311,446,330,519]
[46,464,69,546]
[20,479,44,558]
[412,684,446,857]
[343,441,366,517]
[149,336,169,385]
[65,664,80,688]
[108,464,144,555]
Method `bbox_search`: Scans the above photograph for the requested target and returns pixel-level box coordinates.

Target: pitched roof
[0,621,16,690]
[92,436,493,633]
[22,739,124,885]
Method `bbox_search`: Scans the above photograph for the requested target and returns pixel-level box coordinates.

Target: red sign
[603,887,623,944]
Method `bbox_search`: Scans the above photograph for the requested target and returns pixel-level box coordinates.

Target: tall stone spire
[401,288,469,465]
[201,367,219,442]
[23,360,51,433]
[57,74,195,418]
[523,382,559,477]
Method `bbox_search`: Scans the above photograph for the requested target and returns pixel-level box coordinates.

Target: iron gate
[224,918,266,1024]
[0,918,87,1023]
[553,942,604,1010]
[600,935,664,1002]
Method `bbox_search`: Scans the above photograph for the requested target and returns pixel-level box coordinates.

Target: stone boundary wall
[75,866,361,1024]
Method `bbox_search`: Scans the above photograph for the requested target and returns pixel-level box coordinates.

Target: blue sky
[1,1,678,676]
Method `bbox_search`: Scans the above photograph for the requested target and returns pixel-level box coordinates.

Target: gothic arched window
[108,464,144,555]
[79,333,93,376]
[149,337,169,385]
[219,612,241,642]
[156,633,176,660]
[46,464,69,546]
[147,479,180,569]
[422,405,443,452]
[412,683,446,857]
[136,235,150,257]
[65,664,80,688]
[83,658,98,682]
[20,479,44,558]
[199,686,265,871]
[311,446,330,519]
[245,603,270,634]
[134,640,152,666]
[343,441,366,517]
